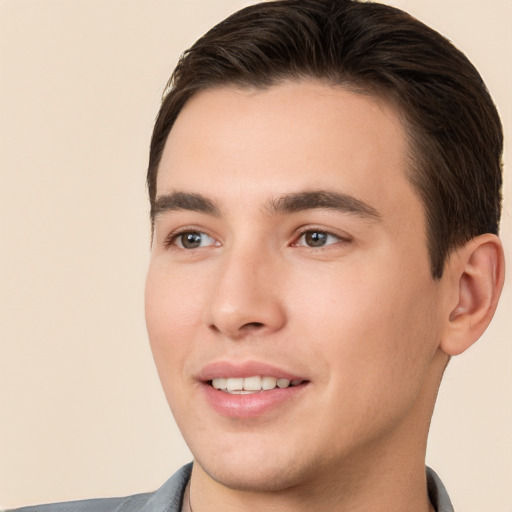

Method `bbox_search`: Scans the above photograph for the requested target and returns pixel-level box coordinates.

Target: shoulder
[5,493,152,512]
[6,463,192,512]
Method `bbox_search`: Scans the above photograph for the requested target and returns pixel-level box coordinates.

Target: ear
[440,234,505,356]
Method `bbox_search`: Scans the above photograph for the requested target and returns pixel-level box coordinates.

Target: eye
[170,231,218,249]
[294,230,344,248]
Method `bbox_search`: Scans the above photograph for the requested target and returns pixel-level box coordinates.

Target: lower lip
[201,382,307,418]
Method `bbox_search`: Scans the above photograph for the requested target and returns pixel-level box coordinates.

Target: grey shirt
[8,464,454,512]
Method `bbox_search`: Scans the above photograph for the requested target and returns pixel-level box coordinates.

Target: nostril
[243,322,265,329]
[208,321,264,334]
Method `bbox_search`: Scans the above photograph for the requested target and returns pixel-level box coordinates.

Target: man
[10,0,505,511]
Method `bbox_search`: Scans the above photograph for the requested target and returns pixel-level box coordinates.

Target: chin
[198,460,304,492]
[192,444,324,493]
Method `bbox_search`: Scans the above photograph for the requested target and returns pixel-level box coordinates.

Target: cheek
[144,262,202,389]
[292,258,439,387]
[145,260,202,338]
[295,270,440,445]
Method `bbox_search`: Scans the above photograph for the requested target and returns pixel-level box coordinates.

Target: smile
[211,376,304,394]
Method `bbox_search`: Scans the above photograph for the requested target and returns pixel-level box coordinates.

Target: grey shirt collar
[427,466,454,512]
[146,464,453,512]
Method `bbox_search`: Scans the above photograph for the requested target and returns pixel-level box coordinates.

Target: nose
[205,246,287,340]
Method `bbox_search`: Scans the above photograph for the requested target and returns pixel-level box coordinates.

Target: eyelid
[160,224,351,250]
[163,226,220,249]
[291,226,352,247]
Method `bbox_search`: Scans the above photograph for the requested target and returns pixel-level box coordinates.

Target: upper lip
[198,360,307,382]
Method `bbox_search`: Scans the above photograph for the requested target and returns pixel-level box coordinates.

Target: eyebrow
[266,190,381,220]
[152,191,220,220]
[151,189,380,222]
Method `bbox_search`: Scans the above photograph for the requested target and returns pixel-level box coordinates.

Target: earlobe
[440,234,505,356]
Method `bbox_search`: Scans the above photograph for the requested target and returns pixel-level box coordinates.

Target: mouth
[210,376,306,394]
[199,362,309,417]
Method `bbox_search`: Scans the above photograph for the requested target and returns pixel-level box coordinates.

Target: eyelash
[292,228,351,249]
[163,227,351,251]
[163,228,217,250]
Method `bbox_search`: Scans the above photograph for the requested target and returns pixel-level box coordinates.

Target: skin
[145,80,502,511]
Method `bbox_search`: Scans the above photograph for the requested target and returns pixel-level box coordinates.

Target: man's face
[145,81,447,491]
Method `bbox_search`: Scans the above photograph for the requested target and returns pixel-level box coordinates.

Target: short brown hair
[147,0,503,278]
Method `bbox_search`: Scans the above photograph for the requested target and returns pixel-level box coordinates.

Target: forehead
[156,80,420,224]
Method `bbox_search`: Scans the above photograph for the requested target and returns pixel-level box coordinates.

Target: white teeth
[211,376,301,393]
[226,377,243,392]
[243,376,262,391]
[212,377,226,390]
[277,378,290,388]
[261,376,277,390]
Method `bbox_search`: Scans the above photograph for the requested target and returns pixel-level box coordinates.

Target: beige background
[0,1,510,510]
